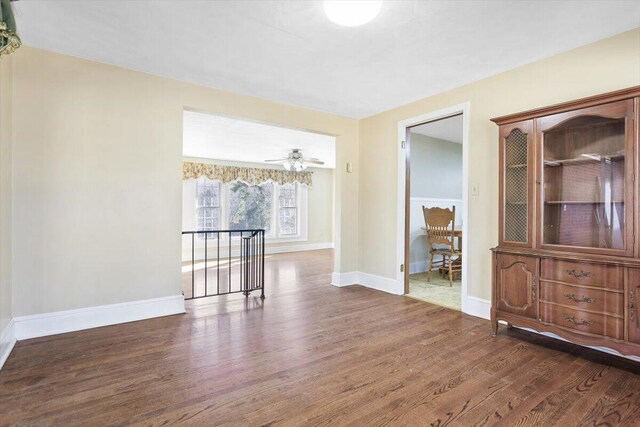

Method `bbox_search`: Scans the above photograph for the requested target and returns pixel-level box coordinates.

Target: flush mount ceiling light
[323,1,382,27]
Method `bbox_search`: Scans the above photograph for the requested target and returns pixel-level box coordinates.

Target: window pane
[196,178,220,237]
[279,207,297,235]
[279,184,297,208]
[279,184,297,235]
[228,181,272,233]
[196,178,220,208]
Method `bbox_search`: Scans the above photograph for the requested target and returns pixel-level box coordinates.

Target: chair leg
[448,258,453,287]
[427,252,433,282]
[442,255,448,278]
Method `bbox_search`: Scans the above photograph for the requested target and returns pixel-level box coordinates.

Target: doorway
[397,103,470,312]
[181,109,337,301]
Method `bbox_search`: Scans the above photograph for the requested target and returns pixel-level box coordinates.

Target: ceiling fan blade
[264,158,288,163]
[305,158,325,165]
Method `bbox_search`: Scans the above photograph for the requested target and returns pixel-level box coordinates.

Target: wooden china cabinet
[491,86,640,357]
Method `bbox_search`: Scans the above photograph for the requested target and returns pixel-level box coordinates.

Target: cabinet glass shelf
[542,115,626,250]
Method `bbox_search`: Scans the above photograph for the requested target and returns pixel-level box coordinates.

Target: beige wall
[11,46,358,317]
[0,56,12,332]
[410,133,462,199]
[358,28,640,300]
[5,29,639,318]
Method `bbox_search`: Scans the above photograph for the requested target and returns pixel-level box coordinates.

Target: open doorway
[397,103,469,313]
[406,115,463,310]
[181,110,336,301]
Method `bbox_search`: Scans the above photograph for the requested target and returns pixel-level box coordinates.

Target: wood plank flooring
[1,249,640,426]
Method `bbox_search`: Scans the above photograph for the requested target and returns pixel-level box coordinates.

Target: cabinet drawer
[540,302,623,339]
[541,259,623,290]
[539,281,623,316]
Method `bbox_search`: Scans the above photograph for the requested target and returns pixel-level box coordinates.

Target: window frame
[193,178,307,243]
[276,183,300,238]
[195,178,222,237]
[227,180,275,238]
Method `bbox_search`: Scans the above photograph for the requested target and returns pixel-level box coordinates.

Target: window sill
[191,235,307,246]
[265,236,307,244]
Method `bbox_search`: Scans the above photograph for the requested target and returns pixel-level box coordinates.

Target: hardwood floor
[1,249,640,426]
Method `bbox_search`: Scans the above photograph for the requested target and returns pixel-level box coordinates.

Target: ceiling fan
[265,149,324,172]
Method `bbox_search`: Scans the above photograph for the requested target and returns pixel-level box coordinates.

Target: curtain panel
[182,161,313,187]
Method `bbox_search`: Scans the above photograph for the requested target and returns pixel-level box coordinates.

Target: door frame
[396,102,470,311]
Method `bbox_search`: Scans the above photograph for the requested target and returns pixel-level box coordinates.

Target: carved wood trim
[499,261,534,311]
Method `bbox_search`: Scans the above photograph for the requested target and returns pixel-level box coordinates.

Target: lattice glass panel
[504,129,528,243]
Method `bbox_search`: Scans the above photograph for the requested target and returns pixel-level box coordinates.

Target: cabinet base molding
[494,310,640,360]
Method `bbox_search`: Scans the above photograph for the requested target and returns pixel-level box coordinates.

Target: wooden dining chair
[422,206,461,286]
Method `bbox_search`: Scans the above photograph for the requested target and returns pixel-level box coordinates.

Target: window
[228,182,273,234]
[278,184,297,235]
[191,179,306,241]
[196,178,220,235]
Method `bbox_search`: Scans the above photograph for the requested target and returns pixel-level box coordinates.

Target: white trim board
[464,296,491,320]
[263,242,334,255]
[13,295,186,341]
[409,260,429,274]
[183,242,334,262]
[332,271,489,318]
[332,272,403,295]
[0,319,16,371]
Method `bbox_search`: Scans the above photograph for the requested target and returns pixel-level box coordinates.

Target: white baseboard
[358,272,404,295]
[409,260,428,274]
[463,296,491,320]
[266,242,334,255]
[183,242,334,262]
[331,271,360,287]
[331,272,403,295]
[13,295,186,341]
[0,319,16,371]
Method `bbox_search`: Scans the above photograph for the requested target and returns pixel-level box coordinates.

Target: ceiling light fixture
[323,1,382,27]
[265,149,325,172]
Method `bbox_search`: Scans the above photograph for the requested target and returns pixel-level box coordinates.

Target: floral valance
[182,162,313,187]
[0,0,21,56]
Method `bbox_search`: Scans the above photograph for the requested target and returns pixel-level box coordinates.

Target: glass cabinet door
[538,100,634,254]
[500,120,533,247]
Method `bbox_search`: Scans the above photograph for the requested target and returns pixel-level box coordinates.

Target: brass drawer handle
[564,293,594,304]
[564,316,593,327]
[566,269,593,278]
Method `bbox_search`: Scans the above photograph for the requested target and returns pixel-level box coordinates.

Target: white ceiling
[183,111,336,168]
[13,1,640,118]
[411,114,463,144]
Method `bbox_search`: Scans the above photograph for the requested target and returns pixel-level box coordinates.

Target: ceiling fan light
[284,161,292,171]
[323,1,382,27]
